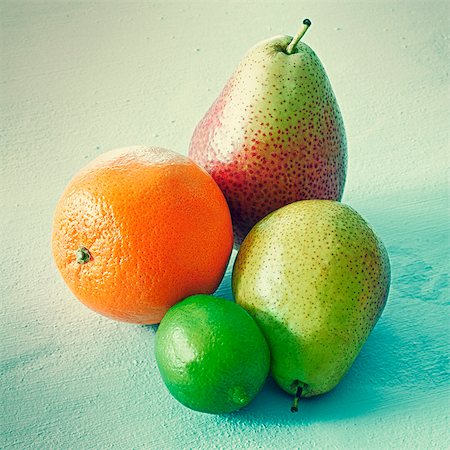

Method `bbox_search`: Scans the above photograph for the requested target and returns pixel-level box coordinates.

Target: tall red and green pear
[189,20,347,246]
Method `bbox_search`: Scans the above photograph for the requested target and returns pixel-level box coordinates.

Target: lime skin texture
[155,294,270,414]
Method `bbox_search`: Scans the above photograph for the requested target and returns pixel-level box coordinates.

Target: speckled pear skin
[232,200,390,397]
[189,35,347,246]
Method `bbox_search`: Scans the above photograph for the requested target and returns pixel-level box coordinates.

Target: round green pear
[232,200,390,405]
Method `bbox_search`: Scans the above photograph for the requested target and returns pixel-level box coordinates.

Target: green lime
[155,294,270,414]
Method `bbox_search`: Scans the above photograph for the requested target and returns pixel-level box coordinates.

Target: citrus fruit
[155,294,270,414]
[52,146,233,324]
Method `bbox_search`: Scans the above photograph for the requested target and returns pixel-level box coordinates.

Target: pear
[189,20,347,246]
[232,200,390,409]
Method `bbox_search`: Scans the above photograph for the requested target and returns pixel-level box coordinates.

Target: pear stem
[291,384,303,413]
[286,19,312,55]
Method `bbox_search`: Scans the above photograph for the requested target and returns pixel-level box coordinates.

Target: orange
[52,146,233,324]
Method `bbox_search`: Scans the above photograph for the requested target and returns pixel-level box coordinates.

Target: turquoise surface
[1,1,449,448]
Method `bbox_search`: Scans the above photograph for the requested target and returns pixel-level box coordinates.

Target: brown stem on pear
[290,382,303,413]
[286,19,312,55]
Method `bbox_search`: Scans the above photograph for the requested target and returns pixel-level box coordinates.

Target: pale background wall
[1,1,449,449]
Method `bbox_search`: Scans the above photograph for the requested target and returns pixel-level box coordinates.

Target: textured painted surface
[1,1,449,449]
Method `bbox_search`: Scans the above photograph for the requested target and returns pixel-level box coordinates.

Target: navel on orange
[52,146,233,324]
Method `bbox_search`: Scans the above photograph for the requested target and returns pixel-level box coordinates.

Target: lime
[155,294,270,414]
